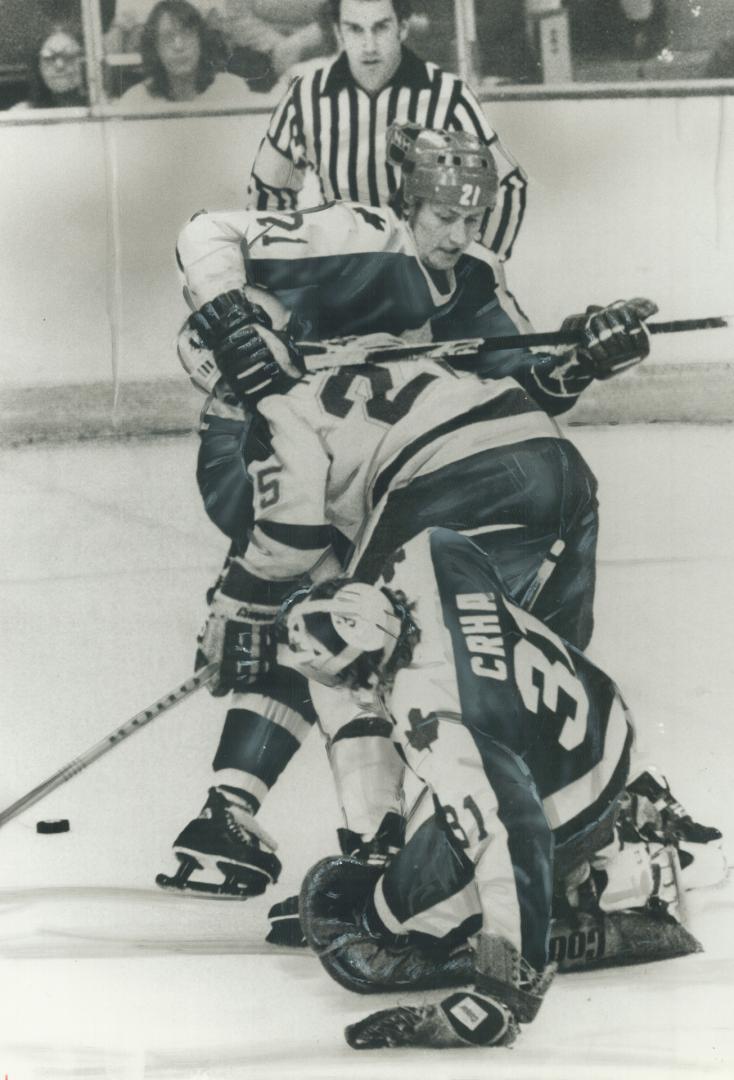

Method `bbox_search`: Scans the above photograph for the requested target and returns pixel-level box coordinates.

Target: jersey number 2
[320,368,436,427]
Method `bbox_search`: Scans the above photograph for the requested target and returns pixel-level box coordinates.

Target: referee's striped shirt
[247,47,527,261]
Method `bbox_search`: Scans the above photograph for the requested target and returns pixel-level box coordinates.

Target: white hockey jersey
[241,358,561,582]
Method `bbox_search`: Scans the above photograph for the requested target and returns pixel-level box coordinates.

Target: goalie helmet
[386,123,498,212]
[276,579,415,690]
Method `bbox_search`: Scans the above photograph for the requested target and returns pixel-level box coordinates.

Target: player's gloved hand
[195,565,304,695]
[561,298,658,380]
[188,289,302,406]
[215,323,306,408]
[195,592,278,696]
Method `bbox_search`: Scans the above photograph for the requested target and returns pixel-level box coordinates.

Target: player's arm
[448,80,527,260]
[195,398,333,693]
[246,77,308,211]
[176,209,311,404]
[436,257,657,415]
[240,395,333,582]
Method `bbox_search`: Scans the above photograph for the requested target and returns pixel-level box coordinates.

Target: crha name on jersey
[456,593,508,681]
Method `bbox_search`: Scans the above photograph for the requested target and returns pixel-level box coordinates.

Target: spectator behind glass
[116,0,255,109]
[10,24,88,110]
[224,0,330,79]
[705,35,734,78]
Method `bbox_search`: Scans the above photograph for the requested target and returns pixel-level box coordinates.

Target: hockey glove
[195,566,302,695]
[215,323,306,408]
[562,298,658,380]
[188,290,303,407]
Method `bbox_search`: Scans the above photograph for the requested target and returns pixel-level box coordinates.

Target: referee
[247,0,528,260]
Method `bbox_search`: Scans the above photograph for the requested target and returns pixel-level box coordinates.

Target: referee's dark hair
[328,0,413,24]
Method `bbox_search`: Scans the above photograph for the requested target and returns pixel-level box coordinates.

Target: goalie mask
[276,580,416,690]
[386,123,498,213]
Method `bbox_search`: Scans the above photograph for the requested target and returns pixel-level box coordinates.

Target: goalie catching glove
[195,566,301,695]
[189,289,305,407]
[562,297,658,379]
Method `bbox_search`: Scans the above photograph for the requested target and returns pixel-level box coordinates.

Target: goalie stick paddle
[0,663,218,830]
[300,314,733,371]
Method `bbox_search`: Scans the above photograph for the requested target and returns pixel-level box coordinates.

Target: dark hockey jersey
[379,528,632,848]
[176,201,586,416]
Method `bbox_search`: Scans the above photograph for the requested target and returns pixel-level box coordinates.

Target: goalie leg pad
[549,910,702,971]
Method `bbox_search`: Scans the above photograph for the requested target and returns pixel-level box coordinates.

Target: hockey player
[161,124,721,898]
[262,528,702,1049]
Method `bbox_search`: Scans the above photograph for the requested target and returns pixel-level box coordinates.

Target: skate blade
[155,852,270,899]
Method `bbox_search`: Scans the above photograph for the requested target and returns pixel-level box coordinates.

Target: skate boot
[156,787,281,898]
[625,768,727,890]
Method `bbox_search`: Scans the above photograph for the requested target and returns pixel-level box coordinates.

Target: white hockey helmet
[276,579,413,689]
[386,123,498,212]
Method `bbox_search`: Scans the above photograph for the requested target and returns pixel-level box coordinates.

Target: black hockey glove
[561,298,658,380]
[189,289,273,346]
[188,289,304,407]
[215,322,306,408]
[195,566,302,695]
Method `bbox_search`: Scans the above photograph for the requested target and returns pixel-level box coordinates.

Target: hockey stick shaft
[0,663,218,829]
[301,315,732,371]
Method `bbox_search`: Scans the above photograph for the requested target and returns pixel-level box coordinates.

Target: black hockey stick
[0,664,218,830]
[300,315,732,371]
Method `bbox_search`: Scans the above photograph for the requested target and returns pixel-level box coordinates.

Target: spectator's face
[337,0,407,93]
[411,200,484,271]
[39,31,83,97]
[156,13,201,80]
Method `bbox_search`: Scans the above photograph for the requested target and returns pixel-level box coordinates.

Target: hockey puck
[36,819,70,834]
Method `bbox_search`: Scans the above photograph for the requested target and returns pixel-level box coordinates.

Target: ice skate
[625,768,727,890]
[156,787,281,898]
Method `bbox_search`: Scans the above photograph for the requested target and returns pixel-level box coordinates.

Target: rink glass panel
[0,0,733,424]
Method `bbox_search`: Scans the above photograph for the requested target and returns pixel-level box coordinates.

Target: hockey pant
[351,436,599,650]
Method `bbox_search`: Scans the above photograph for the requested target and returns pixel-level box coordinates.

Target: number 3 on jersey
[508,602,589,751]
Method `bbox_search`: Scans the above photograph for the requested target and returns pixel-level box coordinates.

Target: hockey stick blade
[0,663,218,829]
[301,315,733,371]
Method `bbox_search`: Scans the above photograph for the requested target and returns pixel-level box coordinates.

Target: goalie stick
[0,663,218,830]
[299,314,733,371]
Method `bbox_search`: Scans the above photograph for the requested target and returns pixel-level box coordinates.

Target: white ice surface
[0,425,733,1079]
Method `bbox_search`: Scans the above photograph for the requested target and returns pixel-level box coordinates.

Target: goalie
[265,527,703,1050]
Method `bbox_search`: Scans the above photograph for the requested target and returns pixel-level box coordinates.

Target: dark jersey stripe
[258,520,333,550]
[385,83,402,194]
[367,97,380,206]
[371,390,539,507]
[272,89,296,148]
[311,68,323,173]
[346,84,360,200]
[425,68,442,128]
[328,91,342,199]
[331,716,394,744]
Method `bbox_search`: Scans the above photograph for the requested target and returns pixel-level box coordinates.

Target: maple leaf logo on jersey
[406,708,439,752]
[381,546,406,584]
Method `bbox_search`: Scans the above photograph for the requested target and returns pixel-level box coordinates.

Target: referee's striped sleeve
[247,77,306,211]
[449,80,528,261]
